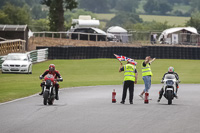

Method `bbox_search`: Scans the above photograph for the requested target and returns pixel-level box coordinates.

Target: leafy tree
[143,0,158,14]
[106,12,143,28]
[0,0,26,9]
[78,0,110,13]
[31,5,48,19]
[190,0,200,11]
[144,0,172,15]
[166,0,189,5]
[0,11,11,24]
[108,0,117,10]
[41,0,78,31]
[30,18,50,31]
[115,0,139,13]
[186,11,200,32]
[25,0,41,6]
[1,3,31,24]
[127,21,172,31]
[159,1,172,15]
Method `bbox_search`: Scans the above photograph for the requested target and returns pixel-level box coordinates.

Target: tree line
[0,0,200,32]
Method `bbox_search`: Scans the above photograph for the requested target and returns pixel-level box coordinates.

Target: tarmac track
[0,84,200,133]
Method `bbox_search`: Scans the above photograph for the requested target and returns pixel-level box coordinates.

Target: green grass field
[0,59,199,103]
[96,14,190,26]
[140,15,190,26]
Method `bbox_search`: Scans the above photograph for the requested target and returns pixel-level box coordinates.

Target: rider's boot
[39,91,43,95]
[55,88,59,100]
[157,89,164,102]
[157,99,160,102]
[174,92,178,99]
[39,86,44,95]
[39,83,44,95]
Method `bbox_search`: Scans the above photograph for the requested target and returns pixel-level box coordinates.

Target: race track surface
[0,84,200,133]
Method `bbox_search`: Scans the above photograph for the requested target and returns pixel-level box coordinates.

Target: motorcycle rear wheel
[48,99,54,105]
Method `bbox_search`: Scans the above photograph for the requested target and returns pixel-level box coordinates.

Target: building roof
[107,26,127,33]
[158,27,198,41]
[0,25,28,31]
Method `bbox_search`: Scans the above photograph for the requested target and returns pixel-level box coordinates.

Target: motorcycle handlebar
[39,75,63,82]
[54,78,63,82]
[161,79,181,83]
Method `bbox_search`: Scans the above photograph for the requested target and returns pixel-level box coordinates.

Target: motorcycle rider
[157,66,180,102]
[39,64,63,100]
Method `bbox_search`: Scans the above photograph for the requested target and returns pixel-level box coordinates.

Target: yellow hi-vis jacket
[124,64,136,81]
[142,63,153,77]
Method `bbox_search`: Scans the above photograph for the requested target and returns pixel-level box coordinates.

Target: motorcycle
[161,74,180,105]
[41,74,60,105]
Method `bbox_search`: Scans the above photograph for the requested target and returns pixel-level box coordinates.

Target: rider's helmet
[49,64,55,72]
[168,66,174,73]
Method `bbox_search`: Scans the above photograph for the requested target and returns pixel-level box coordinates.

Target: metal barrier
[0,56,6,69]
[0,39,26,56]
[27,48,48,63]
[33,31,153,44]
[0,48,48,70]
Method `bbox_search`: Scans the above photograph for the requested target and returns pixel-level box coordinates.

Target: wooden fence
[0,39,26,56]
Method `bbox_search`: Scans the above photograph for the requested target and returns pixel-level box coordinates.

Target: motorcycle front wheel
[167,90,173,105]
[43,91,49,105]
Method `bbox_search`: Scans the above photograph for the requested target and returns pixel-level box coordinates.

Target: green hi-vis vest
[142,63,153,77]
[124,64,136,81]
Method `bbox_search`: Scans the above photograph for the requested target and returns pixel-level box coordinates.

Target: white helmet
[168,66,174,73]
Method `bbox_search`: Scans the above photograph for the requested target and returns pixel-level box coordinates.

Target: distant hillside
[140,15,190,26]
[96,14,190,27]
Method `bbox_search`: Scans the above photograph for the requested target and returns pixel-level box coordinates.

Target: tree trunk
[49,0,64,31]
[56,0,64,31]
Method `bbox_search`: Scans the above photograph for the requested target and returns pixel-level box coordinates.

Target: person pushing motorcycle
[157,66,180,102]
[39,64,63,100]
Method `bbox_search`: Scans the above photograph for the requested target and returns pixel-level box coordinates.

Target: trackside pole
[144,92,149,104]
[112,89,116,103]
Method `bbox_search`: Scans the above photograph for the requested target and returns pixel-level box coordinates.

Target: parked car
[69,27,117,42]
[2,53,32,74]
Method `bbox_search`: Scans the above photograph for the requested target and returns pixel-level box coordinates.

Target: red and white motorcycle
[41,74,61,105]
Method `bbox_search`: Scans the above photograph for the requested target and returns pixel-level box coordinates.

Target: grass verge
[0,59,199,103]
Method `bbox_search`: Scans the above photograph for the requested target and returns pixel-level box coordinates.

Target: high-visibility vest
[142,63,153,77]
[124,64,136,81]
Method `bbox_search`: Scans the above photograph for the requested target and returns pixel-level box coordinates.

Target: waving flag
[127,58,137,65]
[114,54,137,65]
[114,54,128,61]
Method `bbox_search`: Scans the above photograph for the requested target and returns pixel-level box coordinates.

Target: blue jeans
[142,76,151,92]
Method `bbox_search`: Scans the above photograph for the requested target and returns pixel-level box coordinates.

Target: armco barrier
[0,56,6,69]
[36,46,200,60]
[27,48,48,63]
[0,48,48,70]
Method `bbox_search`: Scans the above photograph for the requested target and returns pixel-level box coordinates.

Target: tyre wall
[36,46,200,60]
